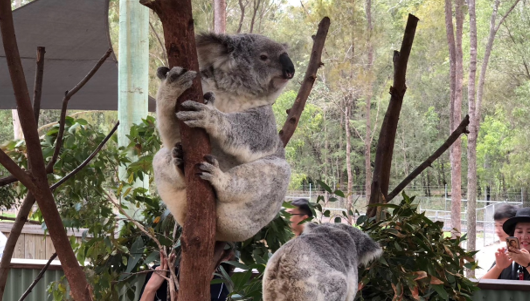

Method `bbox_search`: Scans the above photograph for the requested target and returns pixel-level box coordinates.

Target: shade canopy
[0,0,125,111]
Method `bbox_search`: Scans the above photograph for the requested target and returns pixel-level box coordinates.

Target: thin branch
[149,21,168,66]
[280,17,330,146]
[387,115,470,201]
[47,48,113,174]
[493,0,521,33]
[18,253,57,301]
[32,47,45,124]
[50,122,119,191]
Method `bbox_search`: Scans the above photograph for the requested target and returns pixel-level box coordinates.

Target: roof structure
[0,0,131,111]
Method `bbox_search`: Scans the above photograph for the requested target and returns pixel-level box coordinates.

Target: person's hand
[495,247,513,270]
[507,247,530,267]
[145,252,173,292]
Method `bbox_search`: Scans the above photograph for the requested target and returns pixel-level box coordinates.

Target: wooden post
[141,1,216,300]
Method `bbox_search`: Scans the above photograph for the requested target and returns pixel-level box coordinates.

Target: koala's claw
[203,92,215,105]
[156,66,170,80]
[198,155,221,183]
[171,143,185,173]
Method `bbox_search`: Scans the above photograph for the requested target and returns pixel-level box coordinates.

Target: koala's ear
[196,33,235,70]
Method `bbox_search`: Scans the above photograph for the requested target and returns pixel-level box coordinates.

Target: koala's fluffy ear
[196,33,235,70]
[350,228,383,267]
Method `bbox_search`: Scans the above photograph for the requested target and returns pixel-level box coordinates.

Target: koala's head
[196,33,295,101]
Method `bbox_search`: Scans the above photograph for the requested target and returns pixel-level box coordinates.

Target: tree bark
[213,0,226,34]
[249,0,261,33]
[141,1,216,300]
[466,0,478,278]
[367,14,419,218]
[0,1,93,300]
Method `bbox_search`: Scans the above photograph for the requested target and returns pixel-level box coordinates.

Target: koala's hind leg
[153,143,187,226]
[197,154,290,242]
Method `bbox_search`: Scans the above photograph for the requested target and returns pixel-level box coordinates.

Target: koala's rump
[263,237,357,301]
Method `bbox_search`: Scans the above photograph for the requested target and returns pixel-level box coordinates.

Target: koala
[153,33,294,242]
[263,223,382,301]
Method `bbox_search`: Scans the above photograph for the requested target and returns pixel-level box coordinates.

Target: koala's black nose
[280,53,295,79]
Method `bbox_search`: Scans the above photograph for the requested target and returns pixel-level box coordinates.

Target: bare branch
[0,150,34,190]
[387,115,470,201]
[18,253,57,301]
[149,21,168,66]
[494,0,521,33]
[50,122,119,191]
[0,216,40,225]
[280,17,330,146]
[32,47,45,124]
[47,48,113,174]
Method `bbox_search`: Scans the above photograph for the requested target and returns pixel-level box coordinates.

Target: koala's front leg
[156,66,197,150]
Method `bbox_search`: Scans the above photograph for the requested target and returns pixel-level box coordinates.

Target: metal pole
[118,0,149,218]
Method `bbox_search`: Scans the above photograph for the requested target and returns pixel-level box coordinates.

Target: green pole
[118,0,149,218]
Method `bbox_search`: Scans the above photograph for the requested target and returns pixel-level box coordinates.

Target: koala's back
[263,237,357,301]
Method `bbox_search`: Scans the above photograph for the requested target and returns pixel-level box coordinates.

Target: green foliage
[356,194,479,301]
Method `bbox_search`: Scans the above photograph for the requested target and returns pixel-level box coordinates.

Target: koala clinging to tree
[263,223,382,301]
[153,33,294,242]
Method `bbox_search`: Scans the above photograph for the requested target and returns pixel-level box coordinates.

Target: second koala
[153,33,294,242]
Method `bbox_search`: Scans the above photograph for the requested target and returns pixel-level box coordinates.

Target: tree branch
[48,48,113,174]
[18,253,57,301]
[367,14,419,218]
[0,193,35,299]
[387,115,470,201]
[279,17,330,146]
[32,47,45,124]
[0,150,34,190]
[494,0,521,33]
[50,121,119,191]
[149,21,168,66]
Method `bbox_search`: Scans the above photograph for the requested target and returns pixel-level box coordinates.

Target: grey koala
[263,223,382,301]
[153,33,294,242]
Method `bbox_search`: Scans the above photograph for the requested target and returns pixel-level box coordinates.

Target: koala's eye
[260,54,269,61]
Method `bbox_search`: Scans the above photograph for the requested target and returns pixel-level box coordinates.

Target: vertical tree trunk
[466,0,478,278]
[213,0,226,34]
[364,0,373,203]
[249,0,261,33]
[237,0,247,34]
[141,0,217,300]
[345,104,354,224]
[444,0,462,236]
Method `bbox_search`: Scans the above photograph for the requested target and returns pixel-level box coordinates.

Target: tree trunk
[345,104,354,224]
[444,0,462,236]
[249,0,261,33]
[213,0,226,34]
[237,0,247,34]
[364,0,373,203]
[466,0,478,278]
[141,0,217,300]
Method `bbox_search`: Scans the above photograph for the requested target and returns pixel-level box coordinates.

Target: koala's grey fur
[263,223,382,301]
[153,33,294,242]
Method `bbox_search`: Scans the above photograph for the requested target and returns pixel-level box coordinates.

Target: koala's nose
[280,53,295,79]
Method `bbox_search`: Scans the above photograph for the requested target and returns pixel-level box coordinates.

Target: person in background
[482,207,530,280]
[286,198,313,237]
[494,204,518,242]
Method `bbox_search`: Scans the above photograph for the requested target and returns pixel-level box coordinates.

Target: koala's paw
[158,66,197,94]
[197,155,225,187]
[171,142,185,174]
[176,100,221,131]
